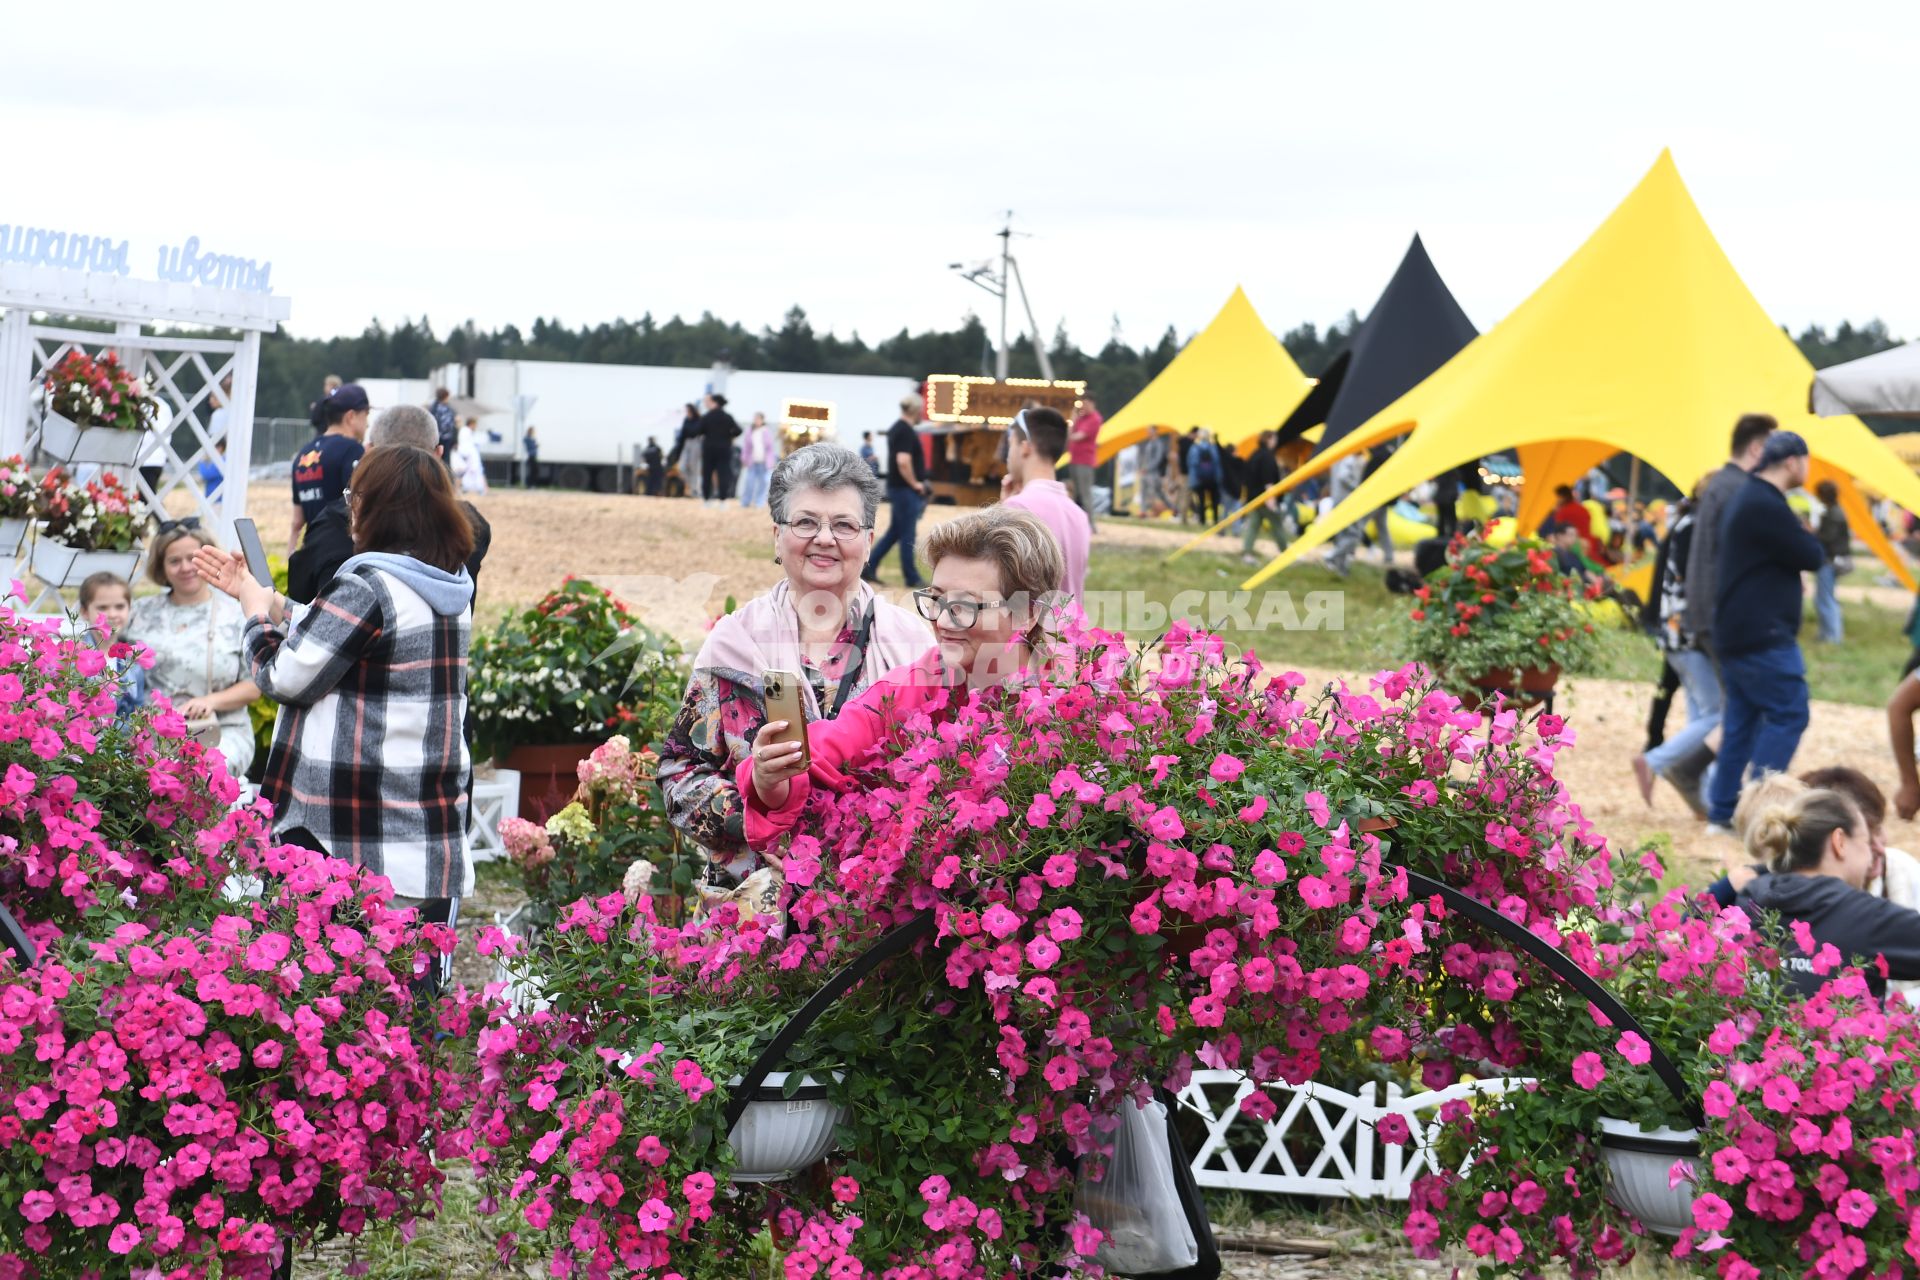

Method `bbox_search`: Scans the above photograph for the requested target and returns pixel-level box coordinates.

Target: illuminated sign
[925,375,1085,426]
[780,399,835,434]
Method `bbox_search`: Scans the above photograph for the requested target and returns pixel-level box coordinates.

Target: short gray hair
[368,404,440,451]
[768,443,883,527]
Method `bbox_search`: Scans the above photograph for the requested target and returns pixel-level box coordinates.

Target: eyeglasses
[914,589,1006,629]
[156,517,201,533]
[783,517,869,542]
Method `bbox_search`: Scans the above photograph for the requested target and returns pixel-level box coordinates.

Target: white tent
[1812,341,1920,418]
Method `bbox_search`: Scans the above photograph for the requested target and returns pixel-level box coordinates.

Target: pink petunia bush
[0,586,481,1278]
[470,620,1626,1275]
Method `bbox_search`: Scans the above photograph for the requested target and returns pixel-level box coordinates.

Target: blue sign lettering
[0,224,131,275]
[156,236,273,294]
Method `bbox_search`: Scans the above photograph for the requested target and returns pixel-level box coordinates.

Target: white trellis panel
[1174,1071,1529,1199]
[0,262,281,613]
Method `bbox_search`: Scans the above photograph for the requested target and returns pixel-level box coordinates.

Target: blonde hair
[925,507,1064,620]
[1744,788,1863,874]
[146,525,214,589]
[1733,773,1806,844]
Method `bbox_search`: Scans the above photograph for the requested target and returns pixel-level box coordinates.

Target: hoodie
[337,552,474,617]
[1736,872,1920,998]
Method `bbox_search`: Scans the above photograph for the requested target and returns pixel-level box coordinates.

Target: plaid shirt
[245,564,473,899]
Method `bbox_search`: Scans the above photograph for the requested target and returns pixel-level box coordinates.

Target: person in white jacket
[453,418,489,495]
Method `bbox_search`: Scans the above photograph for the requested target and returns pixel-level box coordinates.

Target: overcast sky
[6,1,1916,355]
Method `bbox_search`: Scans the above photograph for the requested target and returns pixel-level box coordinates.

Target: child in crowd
[77,571,144,717]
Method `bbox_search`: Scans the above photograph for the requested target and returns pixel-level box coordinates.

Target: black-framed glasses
[156,517,201,534]
[913,588,1006,630]
[783,517,870,542]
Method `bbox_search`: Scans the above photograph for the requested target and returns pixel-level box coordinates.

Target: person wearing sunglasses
[999,407,1089,602]
[738,506,1062,852]
[658,443,932,891]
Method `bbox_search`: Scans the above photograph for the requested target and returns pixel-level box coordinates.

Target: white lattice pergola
[0,263,290,608]
[1175,1071,1529,1199]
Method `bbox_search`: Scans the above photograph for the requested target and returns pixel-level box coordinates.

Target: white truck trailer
[461,358,919,492]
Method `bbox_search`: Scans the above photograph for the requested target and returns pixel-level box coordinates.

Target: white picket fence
[1174,1071,1527,1199]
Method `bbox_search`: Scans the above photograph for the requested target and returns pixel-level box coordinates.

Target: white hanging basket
[30,539,141,588]
[39,410,154,466]
[1596,1117,1699,1236]
[0,517,34,557]
[726,1072,846,1183]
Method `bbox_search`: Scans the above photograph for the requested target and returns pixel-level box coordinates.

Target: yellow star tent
[1235,150,1920,592]
[1093,287,1314,461]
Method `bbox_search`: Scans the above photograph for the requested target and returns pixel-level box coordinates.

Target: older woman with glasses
[739,506,1063,851]
[658,443,932,891]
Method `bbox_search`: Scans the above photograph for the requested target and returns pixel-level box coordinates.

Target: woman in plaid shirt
[195,446,477,908]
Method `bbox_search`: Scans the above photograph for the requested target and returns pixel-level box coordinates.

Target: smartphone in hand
[234,518,273,587]
[760,669,810,768]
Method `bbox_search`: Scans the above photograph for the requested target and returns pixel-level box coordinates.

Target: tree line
[230,308,1897,426]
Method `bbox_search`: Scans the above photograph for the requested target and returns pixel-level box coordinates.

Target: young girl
[77,571,144,716]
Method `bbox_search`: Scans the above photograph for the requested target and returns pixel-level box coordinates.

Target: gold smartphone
[760,669,810,769]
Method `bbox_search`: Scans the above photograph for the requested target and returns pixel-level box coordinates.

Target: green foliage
[468,577,684,762]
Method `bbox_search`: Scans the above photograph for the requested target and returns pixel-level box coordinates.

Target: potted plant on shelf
[38,348,161,465]
[0,454,38,556]
[1399,535,1607,709]
[31,468,146,586]
[469,576,685,820]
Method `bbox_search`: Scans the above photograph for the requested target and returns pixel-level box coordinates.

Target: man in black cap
[290,383,368,553]
[1704,428,1825,831]
[698,393,739,507]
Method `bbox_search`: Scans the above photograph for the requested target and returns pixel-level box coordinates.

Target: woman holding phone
[739,506,1062,850]
[657,443,931,891]
[192,446,476,984]
[125,523,260,777]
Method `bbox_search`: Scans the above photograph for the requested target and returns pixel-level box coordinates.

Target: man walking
[1687,414,1776,661]
[641,437,664,496]
[1066,395,1103,531]
[1704,430,1826,832]
[430,387,459,459]
[1324,452,1368,576]
[1139,426,1168,516]
[864,396,930,588]
[698,394,740,507]
[1239,430,1288,565]
[1001,408,1091,601]
[521,426,539,487]
[1632,486,1718,817]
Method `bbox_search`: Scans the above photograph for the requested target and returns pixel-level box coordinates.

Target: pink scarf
[692,579,932,718]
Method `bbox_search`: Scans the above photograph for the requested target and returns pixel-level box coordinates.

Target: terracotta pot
[1458,664,1560,714]
[502,743,595,823]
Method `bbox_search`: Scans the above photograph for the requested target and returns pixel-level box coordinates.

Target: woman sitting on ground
[657,443,931,891]
[125,523,261,777]
[1735,783,1920,998]
[193,446,476,965]
[741,505,1063,849]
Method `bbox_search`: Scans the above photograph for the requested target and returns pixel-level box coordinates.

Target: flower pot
[1459,664,1561,714]
[30,539,139,588]
[725,1072,847,1183]
[502,743,596,822]
[1596,1117,1699,1236]
[38,410,153,466]
[0,517,33,557]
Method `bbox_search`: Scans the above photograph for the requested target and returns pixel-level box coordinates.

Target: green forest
[249,306,1904,425]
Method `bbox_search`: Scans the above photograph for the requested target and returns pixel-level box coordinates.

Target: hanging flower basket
[0,517,34,558]
[29,538,139,588]
[725,1071,847,1183]
[38,410,154,467]
[1595,1117,1699,1236]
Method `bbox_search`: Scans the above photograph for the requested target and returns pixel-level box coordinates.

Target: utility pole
[950,213,1054,382]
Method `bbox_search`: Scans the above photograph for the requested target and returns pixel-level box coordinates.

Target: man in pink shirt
[1002,407,1091,602]
[1066,395,1103,531]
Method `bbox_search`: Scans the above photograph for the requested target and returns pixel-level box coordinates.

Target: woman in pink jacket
[738,506,1064,850]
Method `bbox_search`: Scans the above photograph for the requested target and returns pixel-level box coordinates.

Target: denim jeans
[1814,561,1844,642]
[1706,643,1811,824]
[1644,648,1722,775]
[866,484,926,586]
[738,462,771,508]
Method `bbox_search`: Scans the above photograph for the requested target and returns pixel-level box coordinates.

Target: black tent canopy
[1274,234,1478,453]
